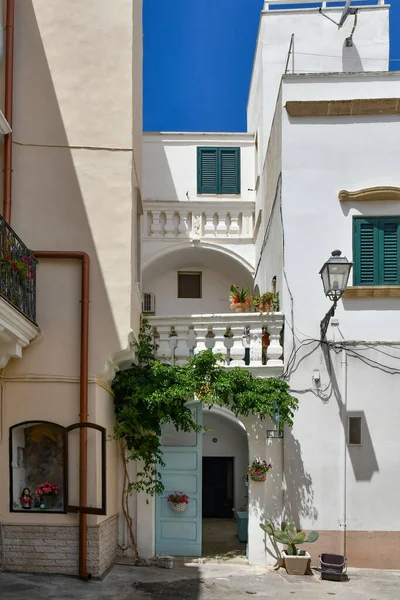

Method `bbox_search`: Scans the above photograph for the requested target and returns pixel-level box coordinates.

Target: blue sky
[143,1,399,132]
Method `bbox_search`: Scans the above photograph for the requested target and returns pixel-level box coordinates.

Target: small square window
[348,416,362,445]
[178,272,202,298]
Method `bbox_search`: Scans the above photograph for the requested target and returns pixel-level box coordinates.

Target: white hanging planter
[170,502,187,513]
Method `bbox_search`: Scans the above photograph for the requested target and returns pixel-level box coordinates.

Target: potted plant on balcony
[167,491,189,513]
[247,460,272,482]
[230,285,250,312]
[260,520,319,575]
[261,292,275,312]
[272,291,280,312]
[252,295,261,312]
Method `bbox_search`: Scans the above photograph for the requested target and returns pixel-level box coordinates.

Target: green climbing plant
[112,318,298,496]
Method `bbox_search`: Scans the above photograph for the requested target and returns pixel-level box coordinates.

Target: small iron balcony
[0,215,37,324]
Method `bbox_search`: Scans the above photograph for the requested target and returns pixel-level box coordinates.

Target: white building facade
[141,0,399,569]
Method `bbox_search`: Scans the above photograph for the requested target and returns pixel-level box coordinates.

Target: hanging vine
[112,319,298,497]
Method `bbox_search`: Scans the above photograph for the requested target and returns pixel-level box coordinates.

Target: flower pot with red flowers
[247,460,272,482]
[35,482,59,509]
[229,285,250,312]
[168,492,189,512]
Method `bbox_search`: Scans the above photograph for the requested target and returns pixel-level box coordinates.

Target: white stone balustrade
[149,313,284,373]
[144,201,255,240]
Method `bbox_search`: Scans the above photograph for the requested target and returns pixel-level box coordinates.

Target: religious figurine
[20,487,32,509]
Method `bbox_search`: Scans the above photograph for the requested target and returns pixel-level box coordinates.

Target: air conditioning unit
[142,292,155,314]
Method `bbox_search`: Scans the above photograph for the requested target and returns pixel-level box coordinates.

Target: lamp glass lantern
[319,250,353,302]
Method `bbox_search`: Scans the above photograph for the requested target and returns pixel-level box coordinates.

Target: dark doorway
[202,457,234,518]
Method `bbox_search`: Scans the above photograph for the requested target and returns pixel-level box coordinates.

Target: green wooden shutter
[353,218,378,285]
[197,148,218,194]
[220,148,240,194]
[379,218,400,284]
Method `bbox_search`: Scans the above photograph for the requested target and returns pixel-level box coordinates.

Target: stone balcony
[143,200,255,241]
[148,312,284,377]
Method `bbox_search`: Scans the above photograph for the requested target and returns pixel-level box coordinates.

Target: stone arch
[142,240,254,275]
[142,243,254,316]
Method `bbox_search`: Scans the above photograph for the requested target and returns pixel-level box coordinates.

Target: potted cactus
[260,520,319,575]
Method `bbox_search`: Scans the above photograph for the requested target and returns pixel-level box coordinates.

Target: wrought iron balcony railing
[0,215,37,324]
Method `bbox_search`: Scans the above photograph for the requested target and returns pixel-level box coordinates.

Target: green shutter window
[220,148,240,194]
[353,217,400,286]
[197,147,240,194]
[381,219,399,284]
[197,148,218,194]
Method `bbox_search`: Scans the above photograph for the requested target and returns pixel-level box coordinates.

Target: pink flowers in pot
[247,460,272,476]
[167,492,189,505]
[34,482,59,496]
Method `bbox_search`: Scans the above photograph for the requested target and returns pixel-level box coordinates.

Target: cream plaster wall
[7,0,142,376]
[0,380,86,524]
[0,0,142,540]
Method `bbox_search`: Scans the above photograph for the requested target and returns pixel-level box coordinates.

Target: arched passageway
[202,407,249,557]
[143,245,253,316]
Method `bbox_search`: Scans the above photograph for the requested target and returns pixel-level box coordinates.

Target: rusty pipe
[34,251,90,579]
[3,0,15,223]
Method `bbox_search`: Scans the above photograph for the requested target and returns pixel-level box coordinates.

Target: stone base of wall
[0,515,118,577]
[306,530,400,570]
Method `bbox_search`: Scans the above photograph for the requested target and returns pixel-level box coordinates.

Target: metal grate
[142,292,155,314]
[0,215,37,324]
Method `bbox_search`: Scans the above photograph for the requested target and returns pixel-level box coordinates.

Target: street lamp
[319,250,353,340]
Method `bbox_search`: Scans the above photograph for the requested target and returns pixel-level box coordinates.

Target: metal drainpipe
[341,346,348,559]
[34,251,90,580]
[3,0,15,223]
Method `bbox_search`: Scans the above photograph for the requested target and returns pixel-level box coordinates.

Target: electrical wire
[293,50,400,63]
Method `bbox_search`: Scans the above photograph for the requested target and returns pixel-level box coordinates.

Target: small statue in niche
[20,487,32,509]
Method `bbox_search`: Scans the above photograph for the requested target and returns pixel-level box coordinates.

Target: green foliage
[230,284,250,304]
[113,319,298,496]
[260,520,319,556]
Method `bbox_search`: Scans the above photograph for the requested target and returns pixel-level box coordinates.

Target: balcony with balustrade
[0,216,40,367]
[148,312,284,377]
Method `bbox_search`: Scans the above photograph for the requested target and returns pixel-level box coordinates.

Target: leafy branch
[112,318,298,497]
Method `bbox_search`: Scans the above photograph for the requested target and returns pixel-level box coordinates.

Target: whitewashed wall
[254,89,283,299]
[279,74,400,547]
[248,4,389,158]
[142,251,253,316]
[281,73,400,342]
[143,133,255,202]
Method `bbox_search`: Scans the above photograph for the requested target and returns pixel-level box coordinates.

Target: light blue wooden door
[155,404,202,556]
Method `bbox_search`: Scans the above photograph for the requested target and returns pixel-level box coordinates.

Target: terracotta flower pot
[230,302,248,313]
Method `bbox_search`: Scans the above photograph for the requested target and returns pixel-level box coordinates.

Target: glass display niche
[10,421,66,513]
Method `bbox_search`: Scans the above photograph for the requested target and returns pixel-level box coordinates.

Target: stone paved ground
[0,563,399,599]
